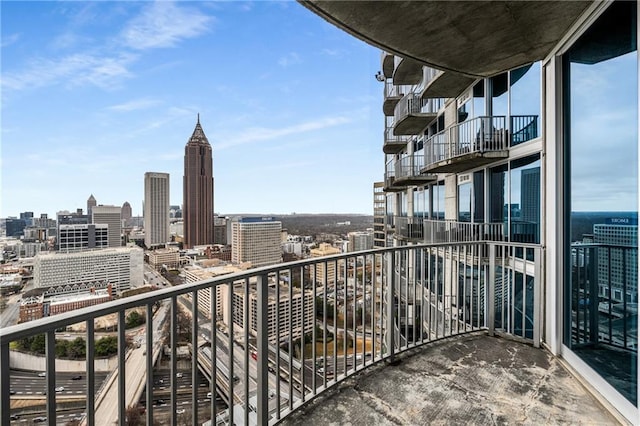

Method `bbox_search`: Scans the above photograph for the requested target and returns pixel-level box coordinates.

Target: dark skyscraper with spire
[183,115,214,248]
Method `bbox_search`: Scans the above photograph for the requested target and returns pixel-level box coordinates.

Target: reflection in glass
[563,0,637,406]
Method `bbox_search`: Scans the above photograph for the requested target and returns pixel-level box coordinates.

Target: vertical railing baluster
[533,247,542,348]
[300,266,306,400]
[117,310,125,426]
[488,244,496,335]
[257,272,269,426]
[87,318,96,425]
[353,255,358,367]
[191,291,199,426]
[312,260,317,394]
[211,285,218,423]
[434,247,440,339]
[146,303,154,426]
[243,278,249,426]
[46,330,57,426]
[288,270,294,408]
[170,296,177,426]
[387,251,396,361]
[372,253,377,358]
[0,339,10,426]
[228,281,235,426]
[275,272,281,420]
[339,259,343,380]
[321,261,327,388]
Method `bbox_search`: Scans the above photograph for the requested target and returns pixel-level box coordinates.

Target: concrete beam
[302,1,594,77]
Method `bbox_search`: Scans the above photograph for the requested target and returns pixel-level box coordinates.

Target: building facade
[147,247,180,271]
[348,231,374,252]
[231,217,282,267]
[144,172,170,249]
[309,243,341,284]
[183,115,214,248]
[33,247,143,294]
[58,224,108,252]
[121,201,133,227]
[92,205,122,248]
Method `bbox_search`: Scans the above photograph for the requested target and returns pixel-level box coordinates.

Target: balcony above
[383,127,409,154]
[383,81,404,116]
[281,333,618,426]
[393,93,436,136]
[301,1,594,78]
[423,116,509,173]
[381,51,394,78]
[383,174,406,193]
[393,56,423,85]
[421,69,475,99]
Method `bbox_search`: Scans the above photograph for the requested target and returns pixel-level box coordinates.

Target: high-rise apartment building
[309,242,341,284]
[87,194,97,220]
[92,205,122,248]
[144,172,170,249]
[58,224,108,252]
[348,231,374,252]
[231,217,282,267]
[373,181,386,247]
[183,115,214,248]
[33,246,143,294]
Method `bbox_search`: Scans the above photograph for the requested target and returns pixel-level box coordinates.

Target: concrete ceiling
[301,1,594,77]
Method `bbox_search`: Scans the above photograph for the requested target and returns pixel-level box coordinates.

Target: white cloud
[216,115,351,150]
[107,98,162,112]
[1,53,136,92]
[121,1,213,50]
[321,48,346,57]
[278,52,301,68]
[1,33,20,48]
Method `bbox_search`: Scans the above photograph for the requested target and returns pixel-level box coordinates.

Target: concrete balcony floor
[283,333,619,425]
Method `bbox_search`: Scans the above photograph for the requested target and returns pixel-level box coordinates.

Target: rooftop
[283,333,620,425]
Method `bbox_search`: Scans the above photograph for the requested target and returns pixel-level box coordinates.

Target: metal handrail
[1,242,543,426]
[394,93,428,124]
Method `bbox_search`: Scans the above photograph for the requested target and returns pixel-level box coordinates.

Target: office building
[58,224,108,252]
[144,172,170,249]
[593,219,638,304]
[231,217,282,267]
[309,242,341,284]
[147,247,180,272]
[3,218,26,238]
[87,195,97,220]
[214,216,227,245]
[183,115,214,248]
[33,246,143,294]
[348,231,374,252]
[92,205,122,248]
[121,201,133,227]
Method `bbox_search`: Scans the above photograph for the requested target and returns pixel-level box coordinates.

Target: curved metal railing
[1,242,542,425]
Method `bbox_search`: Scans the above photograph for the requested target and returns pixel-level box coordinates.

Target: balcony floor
[283,333,619,425]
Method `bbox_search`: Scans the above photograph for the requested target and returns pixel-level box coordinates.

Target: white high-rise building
[33,246,143,294]
[92,205,122,248]
[144,172,170,249]
[231,217,282,267]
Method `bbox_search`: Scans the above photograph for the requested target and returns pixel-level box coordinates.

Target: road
[92,300,169,426]
[0,292,21,328]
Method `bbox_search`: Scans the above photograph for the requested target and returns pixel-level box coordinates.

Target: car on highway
[177,409,186,414]
[176,372,183,378]
[207,391,213,399]
[71,375,82,380]
[33,417,47,423]
[9,390,16,395]
[155,399,166,406]
[55,386,65,392]
[37,372,46,377]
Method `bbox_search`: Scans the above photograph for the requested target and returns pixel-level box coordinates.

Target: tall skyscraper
[121,201,132,227]
[87,194,97,220]
[92,205,122,248]
[144,172,170,249]
[183,115,214,248]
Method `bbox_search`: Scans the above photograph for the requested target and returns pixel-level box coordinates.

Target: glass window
[433,181,445,220]
[563,0,637,406]
[458,181,472,222]
[489,164,508,224]
[510,155,540,244]
[510,62,541,145]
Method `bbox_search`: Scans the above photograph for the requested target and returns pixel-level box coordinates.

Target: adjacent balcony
[381,51,394,79]
[393,154,437,187]
[383,169,405,193]
[421,67,475,99]
[393,93,437,136]
[383,126,409,154]
[382,81,404,116]
[392,56,422,85]
[423,115,540,173]
[0,243,624,426]
[424,219,505,244]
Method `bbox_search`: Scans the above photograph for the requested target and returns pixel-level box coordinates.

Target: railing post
[386,251,396,361]
[118,310,126,426]
[1,339,10,426]
[533,247,542,348]
[46,330,56,425]
[257,272,269,425]
[488,244,496,336]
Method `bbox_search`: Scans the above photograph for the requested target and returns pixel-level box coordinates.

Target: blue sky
[1,1,383,218]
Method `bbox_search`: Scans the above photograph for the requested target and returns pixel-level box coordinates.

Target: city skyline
[1,1,382,218]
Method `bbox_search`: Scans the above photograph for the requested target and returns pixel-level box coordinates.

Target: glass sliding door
[563,0,638,407]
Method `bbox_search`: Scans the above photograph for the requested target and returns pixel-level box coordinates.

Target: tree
[125,405,143,426]
[126,311,145,329]
[30,334,46,354]
[95,336,118,357]
[68,337,86,359]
